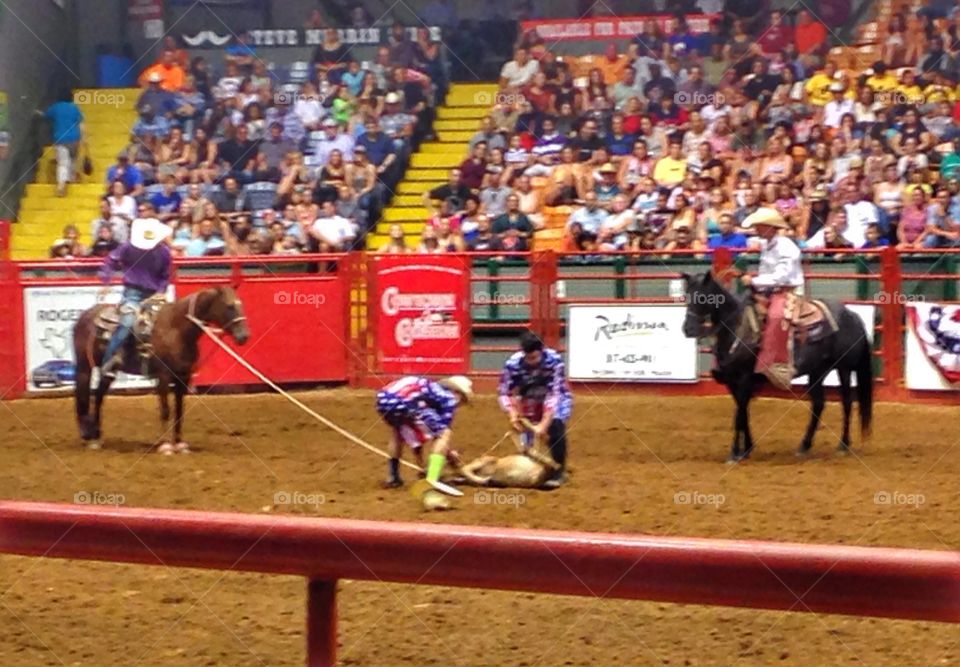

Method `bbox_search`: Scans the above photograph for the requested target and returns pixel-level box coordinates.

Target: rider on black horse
[740,207,805,390]
[98,209,173,378]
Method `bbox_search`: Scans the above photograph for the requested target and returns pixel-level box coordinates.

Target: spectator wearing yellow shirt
[897,69,925,106]
[653,140,687,188]
[865,62,899,95]
[922,71,958,107]
[803,62,838,106]
[597,43,629,86]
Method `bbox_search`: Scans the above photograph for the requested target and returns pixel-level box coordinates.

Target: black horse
[681,272,873,462]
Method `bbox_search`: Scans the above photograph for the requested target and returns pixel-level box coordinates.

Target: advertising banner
[906,302,960,390]
[521,14,717,42]
[372,256,470,375]
[567,304,697,382]
[23,285,172,392]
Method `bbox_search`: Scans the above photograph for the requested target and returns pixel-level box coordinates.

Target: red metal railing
[2,249,959,401]
[1,500,960,665]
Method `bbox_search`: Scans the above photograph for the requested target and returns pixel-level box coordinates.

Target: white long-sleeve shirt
[752,235,804,289]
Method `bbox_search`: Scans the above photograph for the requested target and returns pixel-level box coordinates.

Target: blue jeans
[103,285,155,363]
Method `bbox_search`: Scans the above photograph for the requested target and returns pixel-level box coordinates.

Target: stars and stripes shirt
[498,348,573,422]
[376,376,458,435]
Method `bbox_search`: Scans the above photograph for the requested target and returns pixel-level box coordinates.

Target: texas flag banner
[906,302,960,390]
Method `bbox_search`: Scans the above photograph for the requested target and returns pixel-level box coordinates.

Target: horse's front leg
[727,385,743,462]
[173,376,190,454]
[89,372,115,450]
[799,377,826,455]
[155,369,174,454]
[731,380,754,462]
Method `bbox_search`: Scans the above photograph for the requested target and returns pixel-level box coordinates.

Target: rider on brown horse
[99,210,172,378]
[740,207,805,390]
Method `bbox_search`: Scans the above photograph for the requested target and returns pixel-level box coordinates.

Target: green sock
[426,453,446,483]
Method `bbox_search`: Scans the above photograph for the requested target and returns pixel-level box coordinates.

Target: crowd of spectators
[57,18,446,258]
[390,4,960,257]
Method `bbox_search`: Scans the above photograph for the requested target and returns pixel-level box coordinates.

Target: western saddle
[94,294,168,373]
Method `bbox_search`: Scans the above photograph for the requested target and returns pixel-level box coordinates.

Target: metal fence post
[307,578,338,667]
[880,247,904,397]
[614,255,626,300]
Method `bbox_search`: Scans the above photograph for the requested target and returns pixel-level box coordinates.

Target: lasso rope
[187,315,421,472]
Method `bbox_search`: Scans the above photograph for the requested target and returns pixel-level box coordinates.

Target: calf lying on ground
[457,448,559,488]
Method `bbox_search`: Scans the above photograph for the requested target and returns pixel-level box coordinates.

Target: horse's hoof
[174,442,191,454]
[726,457,740,465]
[157,442,175,456]
[84,441,101,451]
[836,445,851,456]
[795,449,810,458]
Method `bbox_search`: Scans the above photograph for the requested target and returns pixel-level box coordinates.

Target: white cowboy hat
[440,375,474,402]
[743,207,789,230]
[130,217,173,250]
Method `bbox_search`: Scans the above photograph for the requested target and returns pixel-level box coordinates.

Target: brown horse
[73,286,250,452]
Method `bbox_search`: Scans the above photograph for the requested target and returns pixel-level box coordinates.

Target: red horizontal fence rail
[1,501,960,665]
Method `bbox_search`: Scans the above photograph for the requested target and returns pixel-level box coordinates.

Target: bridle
[187,290,248,334]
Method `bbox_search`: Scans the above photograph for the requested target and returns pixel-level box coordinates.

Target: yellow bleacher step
[375,222,426,235]
[418,141,469,154]
[437,131,475,143]
[436,106,492,120]
[410,153,463,169]
[21,210,101,227]
[20,198,99,212]
[435,119,479,132]
[403,169,449,181]
[395,181,442,196]
[26,183,108,197]
[383,207,429,223]
[394,194,427,207]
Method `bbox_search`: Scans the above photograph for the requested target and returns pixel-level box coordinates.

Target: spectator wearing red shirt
[757,11,793,56]
[458,141,488,191]
[794,9,827,55]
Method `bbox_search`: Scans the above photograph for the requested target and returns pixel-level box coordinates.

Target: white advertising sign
[567,304,698,382]
[23,286,171,392]
[906,302,960,391]
[793,304,875,388]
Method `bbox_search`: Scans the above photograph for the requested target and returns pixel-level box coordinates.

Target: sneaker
[541,470,567,490]
[382,477,403,489]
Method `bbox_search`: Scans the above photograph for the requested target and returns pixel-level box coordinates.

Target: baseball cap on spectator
[385,92,401,104]
[116,151,129,161]
[148,72,162,83]
[809,185,829,201]
[828,82,844,93]
[354,145,367,153]
[599,162,617,174]
[322,117,338,127]
[849,156,864,168]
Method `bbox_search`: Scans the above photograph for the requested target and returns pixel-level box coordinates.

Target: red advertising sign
[521,14,718,42]
[371,255,470,375]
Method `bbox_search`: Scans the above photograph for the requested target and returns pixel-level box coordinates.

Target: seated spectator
[185,216,226,257]
[707,213,748,251]
[418,226,444,253]
[653,140,688,188]
[379,224,412,253]
[925,188,960,248]
[595,163,621,210]
[500,47,539,89]
[356,118,399,191]
[605,114,636,160]
[861,223,890,249]
[458,141,488,192]
[570,119,604,162]
[89,222,120,257]
[479,171,512,219]
[260,121,297,172]
[309,201,357,252]
[435,218,466,252]
[132,105,170,140]
[219,124,261,182]
[567,192,609,250]
[597,194,636,250]
[150,175,182,223]
[106,180,137,230]
[469,116,507,152]
[138,50,186,93]
[308,117,355,169]
[492,193,534,251]
[105,153,143,198]
[50,224,86,259]
[174,75,206,137]
[335,185,366,247]
[467,215,501,252]
[662,225,705,256]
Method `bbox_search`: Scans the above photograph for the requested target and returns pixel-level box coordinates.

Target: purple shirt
[99,242,172,293]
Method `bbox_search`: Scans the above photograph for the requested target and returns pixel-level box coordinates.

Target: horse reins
[186,290,248,333]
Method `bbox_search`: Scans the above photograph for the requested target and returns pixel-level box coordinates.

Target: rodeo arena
[5,0,960,665]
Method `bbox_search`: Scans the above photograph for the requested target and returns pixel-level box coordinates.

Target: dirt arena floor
[1,388,959,666]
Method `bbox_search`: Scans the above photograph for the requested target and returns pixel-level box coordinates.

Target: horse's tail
[855,336,873,440]
[73,311,95,440]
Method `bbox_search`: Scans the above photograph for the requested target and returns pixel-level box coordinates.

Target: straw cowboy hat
[742,207,789,230]
[130,217,173,250]
[440,375,474,402]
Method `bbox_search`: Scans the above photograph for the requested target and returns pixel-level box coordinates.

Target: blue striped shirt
[376,376,459,434]
[498,349,573,421]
